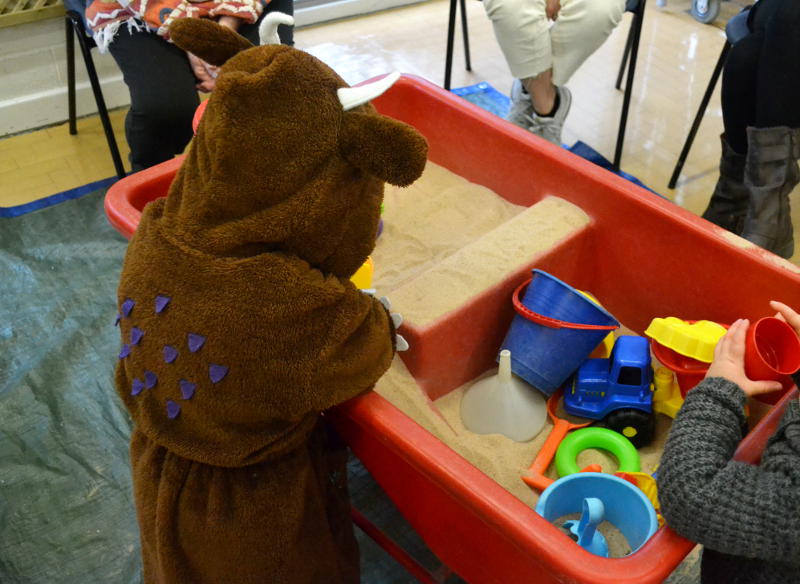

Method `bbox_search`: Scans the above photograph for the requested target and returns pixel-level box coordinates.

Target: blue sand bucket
[536,472,659,556]
[500,270,619,395]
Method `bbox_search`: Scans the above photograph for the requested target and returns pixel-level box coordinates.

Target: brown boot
[702,135,749,234]
[741,126,800,259]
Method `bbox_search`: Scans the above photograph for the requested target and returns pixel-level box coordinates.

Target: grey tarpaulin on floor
[0,189,140,583]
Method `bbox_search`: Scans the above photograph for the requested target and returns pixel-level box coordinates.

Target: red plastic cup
[745,317,800,404]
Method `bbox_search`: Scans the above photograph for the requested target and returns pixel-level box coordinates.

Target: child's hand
[705,318,783,397]
[770,300,800,337]
[187,52,219,93]
[546,0,561,20]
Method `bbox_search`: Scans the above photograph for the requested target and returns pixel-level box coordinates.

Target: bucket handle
[512,279,620,331]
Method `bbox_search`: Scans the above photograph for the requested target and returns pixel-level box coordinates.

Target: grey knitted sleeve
[657,377,800,564]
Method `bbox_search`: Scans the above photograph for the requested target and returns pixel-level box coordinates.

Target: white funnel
[460,350,547,442]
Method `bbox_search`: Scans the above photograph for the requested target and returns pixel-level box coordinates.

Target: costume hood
[162,16,428,277]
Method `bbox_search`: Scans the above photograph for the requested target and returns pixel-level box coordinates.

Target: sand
[389,196,591,326]
[370,162,672,556]
[372,161,527,292]
[381,346,671,500]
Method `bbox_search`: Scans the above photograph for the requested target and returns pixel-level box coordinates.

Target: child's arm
[657,319,800,563]
[309,288,397,410]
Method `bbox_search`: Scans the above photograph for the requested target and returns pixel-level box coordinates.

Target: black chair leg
[71,17,127,179]
[667,41,730,189]
[613,0,646,171]
[616,18,635,91]
[444,0,458,90]
[66,16,77,136]
[459,0,472,73]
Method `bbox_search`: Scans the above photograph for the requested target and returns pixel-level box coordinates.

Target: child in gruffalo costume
[113,13,428,583]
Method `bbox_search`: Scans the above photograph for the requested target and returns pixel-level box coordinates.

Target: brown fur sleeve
[308,288,395,411]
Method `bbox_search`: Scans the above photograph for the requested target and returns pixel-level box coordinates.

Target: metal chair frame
[668,7,751,189]
[65,10,127,180]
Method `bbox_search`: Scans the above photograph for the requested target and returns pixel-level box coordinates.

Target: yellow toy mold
[645,317,727,363]
[652,367,683,419]
[350,256,374,291]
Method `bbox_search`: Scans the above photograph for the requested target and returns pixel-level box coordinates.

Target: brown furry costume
[113,16,428,583]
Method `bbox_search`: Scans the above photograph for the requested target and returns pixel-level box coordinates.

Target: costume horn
[337,72,401,111]
[259,12,295,45]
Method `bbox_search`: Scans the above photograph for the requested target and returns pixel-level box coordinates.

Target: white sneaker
[506,79,536,129]
[506,81,572,146]
[528,85,572,146]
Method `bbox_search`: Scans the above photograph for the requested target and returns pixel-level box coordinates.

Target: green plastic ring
[555,427,641,477]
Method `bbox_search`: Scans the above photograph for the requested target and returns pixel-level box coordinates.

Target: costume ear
[340,113,428,186]
[169,18,254,67]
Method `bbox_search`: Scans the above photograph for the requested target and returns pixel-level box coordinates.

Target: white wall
[0,18,129,136]
[0,0,426,137]
[295,0,423,27]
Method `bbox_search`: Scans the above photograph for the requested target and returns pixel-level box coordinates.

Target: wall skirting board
[0,76,131,137]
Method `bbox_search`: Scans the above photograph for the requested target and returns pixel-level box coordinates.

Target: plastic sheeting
[0,190,141,583]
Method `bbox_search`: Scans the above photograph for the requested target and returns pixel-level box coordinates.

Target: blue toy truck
[563,335,655,448]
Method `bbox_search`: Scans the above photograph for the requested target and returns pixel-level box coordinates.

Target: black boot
[701,135,749,234]
[741,126,800,259]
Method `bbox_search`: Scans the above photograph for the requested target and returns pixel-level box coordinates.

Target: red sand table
[105,74,800,584]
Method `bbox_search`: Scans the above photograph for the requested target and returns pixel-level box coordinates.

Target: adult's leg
[549,0,625,87]
[738,0,800,257]
[752,0,800,129]
[482,0,553,112]
[703,19,762,231]
[701,135,749,234]
[483,0,573,144]
[486,0,624,111]
[720,32,761,155]
[741,124,799,258]
[109,28,199,172]
[717,0,800,154]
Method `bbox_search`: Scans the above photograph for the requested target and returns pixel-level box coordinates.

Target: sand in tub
[373,161,673,557]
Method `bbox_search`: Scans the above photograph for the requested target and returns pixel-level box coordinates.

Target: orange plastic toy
[521,388,595,491]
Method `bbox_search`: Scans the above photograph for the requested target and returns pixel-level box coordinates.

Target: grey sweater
[658,377,800,583]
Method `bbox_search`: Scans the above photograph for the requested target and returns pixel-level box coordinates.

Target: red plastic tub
[105,74,800,584]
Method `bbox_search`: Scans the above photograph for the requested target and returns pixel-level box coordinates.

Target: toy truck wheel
[604,409,655,449]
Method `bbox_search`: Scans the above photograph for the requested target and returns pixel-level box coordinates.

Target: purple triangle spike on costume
[163,345,178,364]
[209,364,229,384]
[155,295,171,314]
[131,378,144,396]
[131,327,144,346]
[187,333,206,353]
[114,314,121,326]
[166,400,181,420]
[144,371,158,389]
[180,379,196,400]
[121,299,135,318]
[119,344,131,359]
